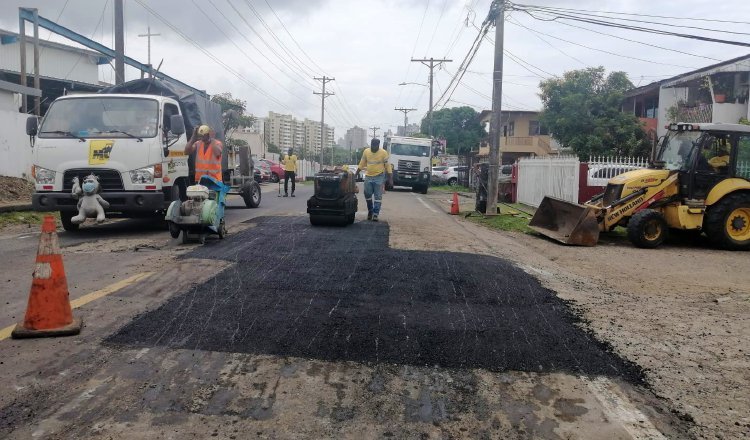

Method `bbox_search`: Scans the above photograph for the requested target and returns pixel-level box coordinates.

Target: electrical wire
[509,3,750,48]
[509,4,750,25]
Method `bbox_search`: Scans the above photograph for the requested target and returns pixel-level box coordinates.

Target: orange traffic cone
[450,192,460,215]
[11,215,82,338]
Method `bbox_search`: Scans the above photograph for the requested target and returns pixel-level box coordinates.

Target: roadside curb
[0,204,33,213]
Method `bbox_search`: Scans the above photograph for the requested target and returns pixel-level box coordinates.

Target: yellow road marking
[0,272,153,341]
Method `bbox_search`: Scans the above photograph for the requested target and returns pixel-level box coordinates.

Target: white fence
[587,156,648,186]
[517,156,579,208]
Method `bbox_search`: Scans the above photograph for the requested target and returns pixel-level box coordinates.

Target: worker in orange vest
[185,124,223,184]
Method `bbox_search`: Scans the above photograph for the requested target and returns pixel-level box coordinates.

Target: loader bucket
[529,196,601,246]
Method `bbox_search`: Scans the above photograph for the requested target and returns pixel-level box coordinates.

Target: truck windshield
[39,97,158,139]
[658,131,702,171]
[391,143,429,157]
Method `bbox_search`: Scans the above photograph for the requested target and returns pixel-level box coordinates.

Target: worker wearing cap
[358,138,391,221]
[185,125,223,184]
[282,148,298,197]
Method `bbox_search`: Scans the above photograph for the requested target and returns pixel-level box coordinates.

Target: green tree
[421,106,485,154]
[267,143,281,154]
[539,67,651,158]
[211,92,255,139]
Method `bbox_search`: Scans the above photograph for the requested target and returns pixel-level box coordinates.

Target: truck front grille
[63,169,124,192]
[397,160,420,173]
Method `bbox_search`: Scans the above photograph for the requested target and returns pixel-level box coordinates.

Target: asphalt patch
[107,216,644,383]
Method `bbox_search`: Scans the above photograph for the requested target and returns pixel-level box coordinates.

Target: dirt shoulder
[403,192,750,439]
[0,176,33,206]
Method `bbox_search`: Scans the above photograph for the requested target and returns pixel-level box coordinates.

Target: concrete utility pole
[137,26,160,77]
[394,108,416,136]
[369,126,380,140]
[411,57,452,138]
[114,0,125,84]
[314,76,334,165]
[487,1,505,216]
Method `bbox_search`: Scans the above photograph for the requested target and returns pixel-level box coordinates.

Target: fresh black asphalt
[107,216,644,383]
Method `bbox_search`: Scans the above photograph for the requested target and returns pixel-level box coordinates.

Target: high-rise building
[397,123,420,136]
[343,126,367,151]
[264,112,333,156]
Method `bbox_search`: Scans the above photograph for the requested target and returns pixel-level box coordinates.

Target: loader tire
[627,209,668,249]
[704,192,750,251]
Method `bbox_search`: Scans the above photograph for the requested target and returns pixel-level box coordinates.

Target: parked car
[587,165,641,186]
[431,166,448,178]
[259,159,285,183]
[441,166,468,186]
[255,161,272,182]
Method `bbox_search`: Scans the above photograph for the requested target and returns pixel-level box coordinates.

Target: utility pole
[137,26,160,77]
[487,1,505,216]
[369,126,380,140]
[114,0,125,84]
[394,108,416,136]
[411,58,452,138]
[314,76,334,165]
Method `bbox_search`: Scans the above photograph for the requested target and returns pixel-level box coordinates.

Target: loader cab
[659,124,750,200]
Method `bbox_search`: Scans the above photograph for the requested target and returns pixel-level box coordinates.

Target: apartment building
[264,111,334,154]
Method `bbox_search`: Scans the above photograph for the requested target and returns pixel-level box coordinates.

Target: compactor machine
[529,123,750,249]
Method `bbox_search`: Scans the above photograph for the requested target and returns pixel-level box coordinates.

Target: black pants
[284,171,296,194]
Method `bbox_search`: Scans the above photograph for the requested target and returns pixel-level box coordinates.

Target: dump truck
[27,78,260,231]
[529,123,750,250]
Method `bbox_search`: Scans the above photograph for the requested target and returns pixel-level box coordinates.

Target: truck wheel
[704,192,750,251]
[419,185,428,194]
[271,173,280,183]
[242,182,261,208]
[59,211,79,232]
[627,209,668,248]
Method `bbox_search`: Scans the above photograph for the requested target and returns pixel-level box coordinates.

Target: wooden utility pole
[114,0,125,84]
[487,1,505,216]
[411,58,452,138]
[369,126,380,140]
[394,108,416,136]
[314,76,334,165]
[137,26,160,77]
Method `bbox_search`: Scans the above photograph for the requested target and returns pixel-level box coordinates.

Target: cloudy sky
[2,0,749,140]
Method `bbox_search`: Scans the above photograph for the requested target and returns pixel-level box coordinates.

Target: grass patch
[464,203,534,234]
[431,185,473,193]
[0,211,58,228]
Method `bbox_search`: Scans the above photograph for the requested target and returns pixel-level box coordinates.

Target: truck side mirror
[170,115,185,135]
[26,116,38,136]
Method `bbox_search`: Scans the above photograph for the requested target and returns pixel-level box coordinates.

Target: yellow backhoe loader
[529,123,750,250]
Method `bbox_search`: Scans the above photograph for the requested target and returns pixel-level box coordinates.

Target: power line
[508,4,750,25]
[398,0,431,107]
[133,0,292,111]
[516,4,750,36]
[509,3,750,48]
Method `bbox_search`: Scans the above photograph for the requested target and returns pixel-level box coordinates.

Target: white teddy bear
[71,174,110,224]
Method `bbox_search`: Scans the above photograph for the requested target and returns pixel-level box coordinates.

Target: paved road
[0,185,689,439]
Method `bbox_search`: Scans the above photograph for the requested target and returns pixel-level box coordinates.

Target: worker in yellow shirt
[282,148,298,197]
[358,138,391,221]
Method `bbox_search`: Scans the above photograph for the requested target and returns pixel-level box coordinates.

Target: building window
[528,120,548,136]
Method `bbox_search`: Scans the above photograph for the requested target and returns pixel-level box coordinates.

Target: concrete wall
[657,86,688,137]
[0,92,33,178]
[713,102,748,124]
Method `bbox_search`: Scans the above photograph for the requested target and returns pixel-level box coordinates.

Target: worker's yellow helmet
[197,125,211,135]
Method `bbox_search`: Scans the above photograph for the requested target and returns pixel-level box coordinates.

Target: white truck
[26,78,259,231]
[383,135,433,194]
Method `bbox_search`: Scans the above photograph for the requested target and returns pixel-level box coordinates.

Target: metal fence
[457,150,479,188]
